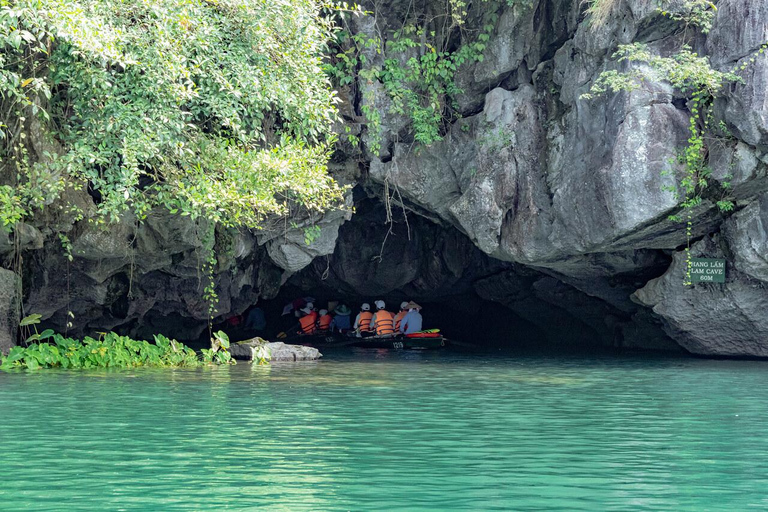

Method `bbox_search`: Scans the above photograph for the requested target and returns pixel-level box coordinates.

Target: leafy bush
[0,331,231,371]
[0,0,348,231]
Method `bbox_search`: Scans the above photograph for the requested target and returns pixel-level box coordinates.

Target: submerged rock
[230,339,322,362]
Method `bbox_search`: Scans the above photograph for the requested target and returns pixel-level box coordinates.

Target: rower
[400,301,423,334]
[317,309,332,332]
[354,303,373,335]
[394,301,409,333]
[371,300,395,336]
[331,304,352,333]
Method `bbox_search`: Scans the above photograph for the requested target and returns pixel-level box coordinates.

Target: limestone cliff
[2,0,767,356]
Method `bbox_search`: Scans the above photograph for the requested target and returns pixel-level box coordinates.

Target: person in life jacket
[393,301,409,333]
[370,300,395,336]
[298,307,318,335]
[317,309,333,332]
[354,303,373,334]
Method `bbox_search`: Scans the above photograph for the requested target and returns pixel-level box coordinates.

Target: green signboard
[690,258,726,283]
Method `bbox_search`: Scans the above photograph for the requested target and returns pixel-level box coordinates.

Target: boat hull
[286,332,446,350]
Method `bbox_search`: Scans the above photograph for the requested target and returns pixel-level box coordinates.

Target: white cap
[361,303,370,311]
[400,301,409,309]
[306,302,314,310]
[318,309,328,316]
[375,300,386,310]
[301,307,312,315]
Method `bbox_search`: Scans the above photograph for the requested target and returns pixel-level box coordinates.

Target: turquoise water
[2,349,768,510]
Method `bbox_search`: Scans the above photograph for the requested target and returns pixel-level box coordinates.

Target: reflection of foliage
[582,0,768,284]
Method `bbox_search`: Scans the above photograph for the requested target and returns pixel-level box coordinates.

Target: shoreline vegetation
[0,330,235,371]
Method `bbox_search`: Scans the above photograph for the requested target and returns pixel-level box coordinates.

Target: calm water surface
[1,349,768,511]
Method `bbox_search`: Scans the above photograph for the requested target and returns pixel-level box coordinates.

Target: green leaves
[19,314,41,326]
[2,0,347,234]
[0,331,235,371]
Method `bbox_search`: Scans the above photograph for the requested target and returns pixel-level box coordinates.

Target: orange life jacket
[358,311,373,332]
[317,314,332,332]
[299,311,318,335]
[374,310,395,335]
[394,310,407,332]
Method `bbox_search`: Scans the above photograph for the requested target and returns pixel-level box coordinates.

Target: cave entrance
[216,198,681,354]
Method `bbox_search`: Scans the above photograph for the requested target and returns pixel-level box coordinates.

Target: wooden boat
[283,331,447,350]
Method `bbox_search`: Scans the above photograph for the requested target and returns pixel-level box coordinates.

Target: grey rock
[0,269,20,356]
[634,196,768,356]
[230,339,322,362]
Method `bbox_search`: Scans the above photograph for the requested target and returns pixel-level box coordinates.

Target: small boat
[283,331,447,350]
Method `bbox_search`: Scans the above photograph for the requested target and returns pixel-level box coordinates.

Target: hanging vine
[582,0,768,284]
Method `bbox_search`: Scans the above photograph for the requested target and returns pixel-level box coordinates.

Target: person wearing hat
[394,301,409,333]
[399,301,423,335]
[370,300,395,336]
[331,304,352,333]
[317,309,333,332]
[298,306,318,335]
[354,303,374,335]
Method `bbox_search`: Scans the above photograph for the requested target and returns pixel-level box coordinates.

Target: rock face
[16,203,348,341]
[0,269,20,355]
[348,0,768,355]
[2,0,768,356]
[635,194,768,356]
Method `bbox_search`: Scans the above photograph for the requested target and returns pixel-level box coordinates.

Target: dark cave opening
[208,196,681,354]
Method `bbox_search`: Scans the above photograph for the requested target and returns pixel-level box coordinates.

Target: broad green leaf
[19,314,42,326]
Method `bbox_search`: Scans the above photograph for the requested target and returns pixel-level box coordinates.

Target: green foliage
[582,0,620,27]
[325,0,522,154]
[0,332,214,371]
[0,0,350,234]
[658,0,717,34]
[201,330,233,365]
[582,43,742,100]
[585,0,717,32]
[199,222,218,322]
[479,126,514,152]
[251,342,271,365]
[303,224,322,245]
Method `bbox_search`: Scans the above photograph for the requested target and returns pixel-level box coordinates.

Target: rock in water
[229,338,322,362]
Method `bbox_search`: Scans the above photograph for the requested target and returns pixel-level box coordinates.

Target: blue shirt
[400,310,422,334]
[245,308,266,330]
[331,313,351,331]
